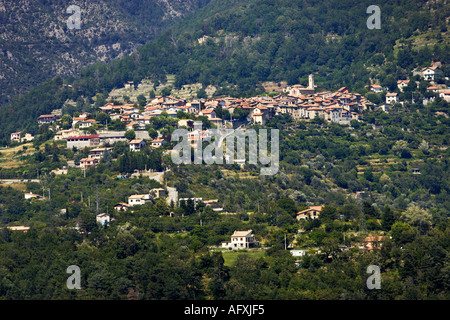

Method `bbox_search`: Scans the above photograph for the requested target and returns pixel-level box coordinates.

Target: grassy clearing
[221,249,266,267]
[0,143,35,168]
[220,169,259,179]
[0,183,27,191]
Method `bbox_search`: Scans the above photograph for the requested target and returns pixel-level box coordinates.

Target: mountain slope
[0,0,211,106]
[0,0,448,141]
[67,0,449,95]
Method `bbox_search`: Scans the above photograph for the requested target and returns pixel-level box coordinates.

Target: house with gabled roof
[89,147,113,159]
[66,134,100,149]
[397,80,410,92]
[426,86,439,93]
[24,192,44,201]
[296,206,323,221]
[386,92,399,104]
[129,139,146,152]
[439,90,450,102]
[422,66,440,81]
[79,157,99,168]
[37,114,56,125]
[199,108,216,119]
[79,119,98,129]
[370,84,382,93]
[114,203,132,212]
[221,230,259,250]
[151,138,166,148]
[128,194,153,206]
[363,236,384,251]
[96,213,111,226]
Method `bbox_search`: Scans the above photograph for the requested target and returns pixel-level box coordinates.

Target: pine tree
[381,205,395,231]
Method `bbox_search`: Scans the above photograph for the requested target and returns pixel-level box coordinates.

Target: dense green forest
[1,0,449,141]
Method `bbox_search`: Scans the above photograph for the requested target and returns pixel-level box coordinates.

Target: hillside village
[0,0,449,302]
[10,62,449,148]
[3,64,448,261]
[6,63,448,205]
[9,74,376,161]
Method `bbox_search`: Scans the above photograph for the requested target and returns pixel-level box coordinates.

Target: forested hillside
[0,0,211,106]
[0,103,448,300]
[0,0,448,141]
[0,0,449,302]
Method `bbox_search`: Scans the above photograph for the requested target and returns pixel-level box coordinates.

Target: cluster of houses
[208,74,372,125]
[368,65,450,109]
[11,62,448,146]
[10,132,34,144]
[34,73,370,135]
[218,227,384,255]
[23,66,448,150]
[120,74,371,126]
[21,74,380,169]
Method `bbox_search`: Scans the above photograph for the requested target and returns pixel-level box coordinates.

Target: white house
[66,134,100,149]
[79,119,98,129]
[24,192,44,200]
[151,139,166,148]
[10,132,21,142]
[12,132,34,143]
[397,80,410,92]
[96,213,110,226]
[89,147,113,159]
[123,112,142,120]
[422,66,440,81]
[221,230,259,250]
[72,116,86,126]
[129,139,146,152]
[370,84,383,93]
[251,112,264,125]
[114,203,132,212]
[128,194,152,206]
[199,108,216,119]
[296,206,323,221]
[439,90,450,102]
[20,133,34,143]
[386,92,399,104]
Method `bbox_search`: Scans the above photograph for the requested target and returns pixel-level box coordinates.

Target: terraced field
[0,143,35,169]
